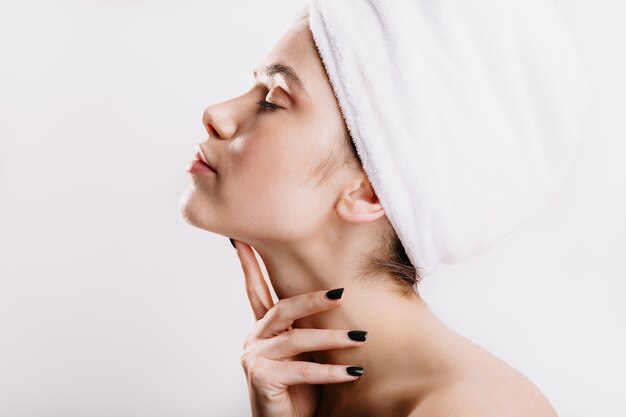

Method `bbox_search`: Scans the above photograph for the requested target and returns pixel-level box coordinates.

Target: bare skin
[179,16,559,417]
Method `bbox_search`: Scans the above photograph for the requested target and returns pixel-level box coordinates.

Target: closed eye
[256,99,282,112]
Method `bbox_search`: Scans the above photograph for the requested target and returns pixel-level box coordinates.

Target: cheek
[235,129,314,186]
[229,135,328,236]
[236,142,306,205]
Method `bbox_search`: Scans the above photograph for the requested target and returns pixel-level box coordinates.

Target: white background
[0,1,624,416]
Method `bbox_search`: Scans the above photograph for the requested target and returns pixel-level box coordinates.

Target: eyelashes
[256,99,281,112]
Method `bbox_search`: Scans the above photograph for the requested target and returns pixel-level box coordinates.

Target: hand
[232,239,366,417]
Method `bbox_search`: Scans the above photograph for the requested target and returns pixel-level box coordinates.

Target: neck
[250,232,466,417]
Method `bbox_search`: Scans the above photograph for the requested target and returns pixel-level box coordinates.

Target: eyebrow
[253,63,310,97]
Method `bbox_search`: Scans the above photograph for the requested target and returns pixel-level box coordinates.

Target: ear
[336,176,386,223]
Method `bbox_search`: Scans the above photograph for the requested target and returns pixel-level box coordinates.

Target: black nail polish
[346,366,364,377]
[229,238,236,249]
[348,330,367,342]
[325,288,344,300]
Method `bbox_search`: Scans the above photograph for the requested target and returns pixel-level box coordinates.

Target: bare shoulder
[407,368,558,417]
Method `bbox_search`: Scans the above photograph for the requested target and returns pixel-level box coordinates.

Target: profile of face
[179,18,383,245]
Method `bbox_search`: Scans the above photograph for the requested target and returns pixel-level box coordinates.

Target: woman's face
[179,18,355,242]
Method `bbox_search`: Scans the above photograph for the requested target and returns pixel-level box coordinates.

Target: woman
[179,1,587,416]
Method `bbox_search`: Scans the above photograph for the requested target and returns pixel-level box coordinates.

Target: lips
[195,145,216,172]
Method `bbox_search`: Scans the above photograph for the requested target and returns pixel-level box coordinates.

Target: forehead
[256,20,326,97]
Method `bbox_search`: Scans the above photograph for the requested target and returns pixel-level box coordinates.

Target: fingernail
[346,366,364,377]
[325,288,344,300]
[348,330,367,342]
[229,238,236,249]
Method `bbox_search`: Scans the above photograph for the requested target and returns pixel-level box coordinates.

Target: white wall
[0,1,624,416]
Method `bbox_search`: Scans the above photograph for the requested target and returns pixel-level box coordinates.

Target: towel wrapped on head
[286,0,591,277]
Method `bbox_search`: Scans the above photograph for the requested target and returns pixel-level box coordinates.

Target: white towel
[287,0,591,277]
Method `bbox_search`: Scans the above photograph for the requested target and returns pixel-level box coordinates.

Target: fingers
[254,288,345,339]
[245,358,364,388]
[233,239,275,321]
[252,328,368,360]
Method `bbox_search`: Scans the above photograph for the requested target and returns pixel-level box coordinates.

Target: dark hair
[313,127,422,295]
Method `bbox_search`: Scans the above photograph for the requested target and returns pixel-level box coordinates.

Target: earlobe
[336,179,386,223]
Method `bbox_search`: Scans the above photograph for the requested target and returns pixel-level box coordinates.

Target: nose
[202,100,238,141]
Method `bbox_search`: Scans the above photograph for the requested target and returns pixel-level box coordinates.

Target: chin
[178,186,205,228]
[178,186,226,238]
